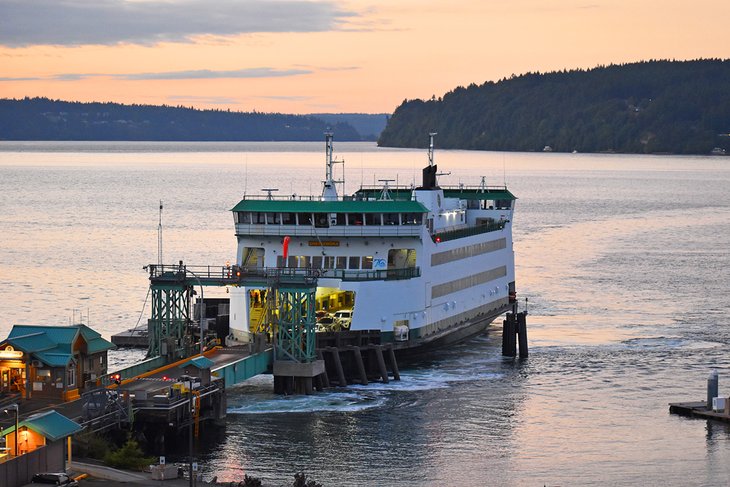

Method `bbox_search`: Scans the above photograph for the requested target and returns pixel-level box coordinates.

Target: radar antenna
[322,131,345,201]
[428,132,438,167]
[157,200,163,267]
[378,179,395,200]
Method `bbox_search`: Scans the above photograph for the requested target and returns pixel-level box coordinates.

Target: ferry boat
[227,133,517,354]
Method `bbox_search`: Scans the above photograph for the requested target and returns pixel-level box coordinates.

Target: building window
[383,213,400,225]
[401,213,423,225]
[347,213,363,226]
[281,212,295,225]
[314,213,329,228]
[365,213,381,225]
[67,366,76,387]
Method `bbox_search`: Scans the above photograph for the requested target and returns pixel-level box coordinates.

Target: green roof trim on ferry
[442,189,516,200]
[353,188,516,201]
[231,200,429,214]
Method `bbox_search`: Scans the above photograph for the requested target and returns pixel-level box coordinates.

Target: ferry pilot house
[0,324,115,401]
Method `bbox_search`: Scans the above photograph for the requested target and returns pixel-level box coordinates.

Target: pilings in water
[273,343,400,393]
[319,343,400,386]
[502,311,528,358]
[272,360,326,395]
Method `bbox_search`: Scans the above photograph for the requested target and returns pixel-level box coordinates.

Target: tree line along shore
[2,60,729,155]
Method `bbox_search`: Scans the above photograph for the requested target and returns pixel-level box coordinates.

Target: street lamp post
[3,404,18,456]
[188,390,194,487]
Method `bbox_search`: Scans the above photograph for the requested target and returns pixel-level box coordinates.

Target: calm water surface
[1,142,730,486]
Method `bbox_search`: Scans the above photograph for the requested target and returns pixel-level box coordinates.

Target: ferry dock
[669,371,730,423]
[668,401,730,423]
[0,261,404,486]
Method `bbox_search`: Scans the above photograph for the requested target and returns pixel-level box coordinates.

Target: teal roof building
[0,324,115,400]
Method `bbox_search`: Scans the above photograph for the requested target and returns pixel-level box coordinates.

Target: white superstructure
[228,135,517,352]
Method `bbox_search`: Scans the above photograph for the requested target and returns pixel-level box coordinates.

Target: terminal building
[0,324,115,401]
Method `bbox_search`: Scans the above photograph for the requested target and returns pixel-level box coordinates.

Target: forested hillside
[378,60,730,154]
[0,98,362,141]
[311,113,389,140]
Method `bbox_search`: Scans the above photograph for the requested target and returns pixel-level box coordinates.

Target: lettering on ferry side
[309,241,340,247]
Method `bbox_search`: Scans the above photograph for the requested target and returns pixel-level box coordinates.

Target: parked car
[316,316,338,332]
[23,472,79,486]
[333,309,353,329]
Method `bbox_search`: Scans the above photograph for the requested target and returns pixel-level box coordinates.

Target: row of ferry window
[235,211,424,227]
[276,255,376,269]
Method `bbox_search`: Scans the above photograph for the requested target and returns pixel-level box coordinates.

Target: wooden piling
[347,346,369,385]
[326,346,348,386]
[517,312,529,358]
[502,313,516,357]
[373,345,389,383]
[386,344,400,381]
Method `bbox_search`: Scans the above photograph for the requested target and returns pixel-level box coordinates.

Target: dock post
[373,345,389,383]
[502,313,517,357]
[386,345,400,381]
[273,376,285,395]
[327,347,348,386]
[517,312,529,358]
[348,346,369,385]
[708,370,719,410]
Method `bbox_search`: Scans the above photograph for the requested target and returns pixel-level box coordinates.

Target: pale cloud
[0,76,42,81]
[0,68,311,82]
[258,95,315,101]
[51,73,99,81]
[117,68,311,80]
[167,95,240,105]
[0,0,356,47]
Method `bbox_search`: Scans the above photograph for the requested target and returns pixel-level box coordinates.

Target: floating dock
[110,328,148,347]
[669,401,730,423]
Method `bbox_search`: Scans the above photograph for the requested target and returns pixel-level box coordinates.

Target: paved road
[71,460,215,486]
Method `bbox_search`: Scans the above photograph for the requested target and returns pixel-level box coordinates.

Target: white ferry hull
[226,133,519,357]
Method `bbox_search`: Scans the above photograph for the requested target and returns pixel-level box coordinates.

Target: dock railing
[147,263,420,285]
[97,355,167,387]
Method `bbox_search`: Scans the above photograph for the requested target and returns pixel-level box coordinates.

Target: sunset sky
[1,0,728,114]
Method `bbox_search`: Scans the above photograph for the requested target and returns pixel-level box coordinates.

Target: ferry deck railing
[432,220,508,243]
[146,264,420,284]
